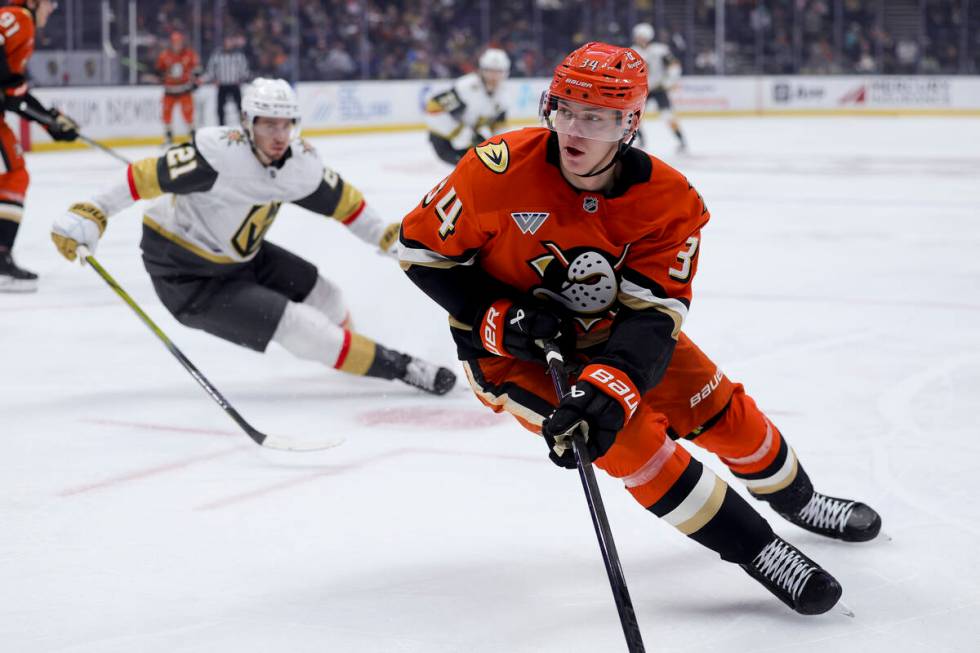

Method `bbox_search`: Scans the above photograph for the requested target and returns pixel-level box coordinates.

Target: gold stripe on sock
[339,333,376,376]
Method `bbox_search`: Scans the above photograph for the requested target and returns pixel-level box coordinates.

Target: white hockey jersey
[424,72,508,150]
[87,127,389,267]
[633,42,680,90]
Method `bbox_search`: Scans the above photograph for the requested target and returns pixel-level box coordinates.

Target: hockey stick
[543,342,645,653]
[17,103,133,165]
[77,246,340,452]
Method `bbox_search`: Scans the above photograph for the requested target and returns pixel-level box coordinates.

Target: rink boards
[14,74,980,151]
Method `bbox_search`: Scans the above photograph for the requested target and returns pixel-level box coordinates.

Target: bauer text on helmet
[540,42,647,143]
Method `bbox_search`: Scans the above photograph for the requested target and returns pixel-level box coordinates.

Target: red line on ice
[196,447,538,511]
[58,446,243,497]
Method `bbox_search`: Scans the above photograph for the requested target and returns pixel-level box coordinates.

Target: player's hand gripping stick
[542,342,646,653]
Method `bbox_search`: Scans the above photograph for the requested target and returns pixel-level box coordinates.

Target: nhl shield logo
[511,212,550,235]
[583,196,599,213]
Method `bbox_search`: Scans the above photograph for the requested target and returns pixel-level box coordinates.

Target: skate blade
[837,600,855,618]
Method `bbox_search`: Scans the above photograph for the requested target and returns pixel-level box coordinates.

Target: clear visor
[539,93,628,143]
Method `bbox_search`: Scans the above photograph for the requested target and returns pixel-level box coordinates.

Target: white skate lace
[752,539,816,601]
[797,493,855,533]
[403,358,437,391]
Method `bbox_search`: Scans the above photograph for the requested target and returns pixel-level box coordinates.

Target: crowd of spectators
[691,0,973,75]
[38,0,980,84]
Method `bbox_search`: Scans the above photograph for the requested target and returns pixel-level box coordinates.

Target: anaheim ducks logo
[527,241,629,331]
[475,140,509,174]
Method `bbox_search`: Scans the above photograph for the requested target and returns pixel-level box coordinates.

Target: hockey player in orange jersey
[156,31,201,146]
[399,42,882,616]
[0,0,78,291]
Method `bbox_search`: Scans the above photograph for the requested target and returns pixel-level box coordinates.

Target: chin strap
[573,133,636,179]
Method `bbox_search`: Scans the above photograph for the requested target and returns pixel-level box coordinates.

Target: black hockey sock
[673,127,685,145]
[754,464,814,515]
[0,217,18,250]
[687,486,775,564]
[647,458,775,564]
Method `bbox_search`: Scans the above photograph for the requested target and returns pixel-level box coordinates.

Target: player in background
[399,43,880,615]
[0,0,78,292]
[424,48,510,165]
[631,22,686,153]
[51,78,456,395]
[156,31,201,146]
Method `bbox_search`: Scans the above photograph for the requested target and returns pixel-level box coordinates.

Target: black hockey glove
[474,299,573,363]
[45,108,79,142]
[541,364,639,469]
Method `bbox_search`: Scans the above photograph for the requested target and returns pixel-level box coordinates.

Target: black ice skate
[400,356,457,395]
[741,536,842,615]
[368,345,456,396]
[0,250,38,293]
[778,492,881,543]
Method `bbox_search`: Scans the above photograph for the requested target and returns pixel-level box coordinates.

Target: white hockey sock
[272,299,347,366]
[303,275,350,327]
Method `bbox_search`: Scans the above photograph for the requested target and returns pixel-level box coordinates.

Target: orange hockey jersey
[400,127,709,392]
[156,47,200,94]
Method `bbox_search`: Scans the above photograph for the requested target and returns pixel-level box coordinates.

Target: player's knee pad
[302,275,350,327]
[689,387,773,465]
[272,299,347,365]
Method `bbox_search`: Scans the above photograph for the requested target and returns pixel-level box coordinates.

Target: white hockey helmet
[241,77,301,140]
[478,48,511,74]
[632,23,655,44]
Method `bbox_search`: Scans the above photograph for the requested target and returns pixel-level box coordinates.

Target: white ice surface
[2,117,979,652]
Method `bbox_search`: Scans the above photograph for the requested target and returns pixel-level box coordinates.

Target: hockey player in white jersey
[51,78,456,395]
[631,23,687,152]
[424,48,510,165]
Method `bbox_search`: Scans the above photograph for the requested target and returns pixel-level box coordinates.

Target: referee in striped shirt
[207,36,251,125]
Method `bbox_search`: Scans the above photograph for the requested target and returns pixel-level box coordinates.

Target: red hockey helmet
[540,42,648,143]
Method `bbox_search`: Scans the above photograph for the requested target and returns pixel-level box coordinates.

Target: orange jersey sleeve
[0,7,35,95]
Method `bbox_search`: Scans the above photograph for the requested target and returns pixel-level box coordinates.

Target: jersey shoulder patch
[474,140,509,174]
[192,127,247,170]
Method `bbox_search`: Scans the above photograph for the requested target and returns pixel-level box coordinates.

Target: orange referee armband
[579,364,640,421]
